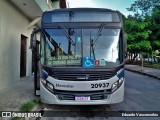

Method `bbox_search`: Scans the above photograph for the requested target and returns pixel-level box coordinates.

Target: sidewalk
[0,75,38,112]
[125,64,160,80]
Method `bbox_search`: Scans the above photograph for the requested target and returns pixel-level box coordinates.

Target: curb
[125,68,160,80]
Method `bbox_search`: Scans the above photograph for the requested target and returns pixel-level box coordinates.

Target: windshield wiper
[59,25,75,45]
[90,23,105,60]
[93,23,105,46]
[90,32,95,60]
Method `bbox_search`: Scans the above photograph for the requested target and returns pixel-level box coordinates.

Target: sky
[66,0,136,16]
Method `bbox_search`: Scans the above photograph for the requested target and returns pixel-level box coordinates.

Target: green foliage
[152,6,160,23]
[152,51,159,57]
[127,41,151,52]
[124,17,152,53]
[20,99,39,112]
[125,0,160,62]
[10,99,40,120]
[152,40,160,49]
[127,0,160,17]
[145,6,160,51]
[11,117,24,120]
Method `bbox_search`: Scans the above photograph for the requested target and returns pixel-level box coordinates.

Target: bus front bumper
[40,81,124,105]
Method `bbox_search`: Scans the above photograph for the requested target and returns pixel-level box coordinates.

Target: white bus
[30,8,126,105]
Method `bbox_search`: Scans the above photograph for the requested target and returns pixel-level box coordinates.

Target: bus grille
[51,71,115,81]
[55,90,110,100]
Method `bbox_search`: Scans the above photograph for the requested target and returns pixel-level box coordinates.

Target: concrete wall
[35,0,53,11]
[0,0,35,89]
[35,0,59,11]
[52,1,59,9]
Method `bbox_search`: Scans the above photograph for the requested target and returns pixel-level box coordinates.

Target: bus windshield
[41,28,121,68]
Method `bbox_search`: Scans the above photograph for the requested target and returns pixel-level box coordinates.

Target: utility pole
[141,53,144,71]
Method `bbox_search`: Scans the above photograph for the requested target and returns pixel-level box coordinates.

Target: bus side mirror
[122,29,127,52]
[122,30,127,59]
[30,28,40,59]
[124,32,127,59]
[124,33,127,52]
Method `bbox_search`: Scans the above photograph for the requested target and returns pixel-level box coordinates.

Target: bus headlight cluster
[41,78,46,84]
[47,82,54,90]
[40,78,54,93]
[111,77,124,93]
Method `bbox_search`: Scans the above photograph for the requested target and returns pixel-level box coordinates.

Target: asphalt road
[40,71,160,120]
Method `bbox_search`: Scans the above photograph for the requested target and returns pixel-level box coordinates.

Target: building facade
[0,0,66,89]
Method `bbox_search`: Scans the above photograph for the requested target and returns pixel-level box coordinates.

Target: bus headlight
[40,78,55,93]
[47,82,54,90]
[111,77,124,93]
[41,78,46,85]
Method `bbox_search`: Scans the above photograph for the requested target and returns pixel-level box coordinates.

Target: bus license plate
[75,96,90,101]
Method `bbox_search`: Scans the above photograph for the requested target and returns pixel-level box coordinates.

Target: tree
[124,17,152,61]
[146,6,160,62]
[148,6,160,50]
[127,0,160,18]
[125,0,160,63]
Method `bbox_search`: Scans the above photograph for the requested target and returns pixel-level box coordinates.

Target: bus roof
[43,8,119,13]
[41,8,123,28]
